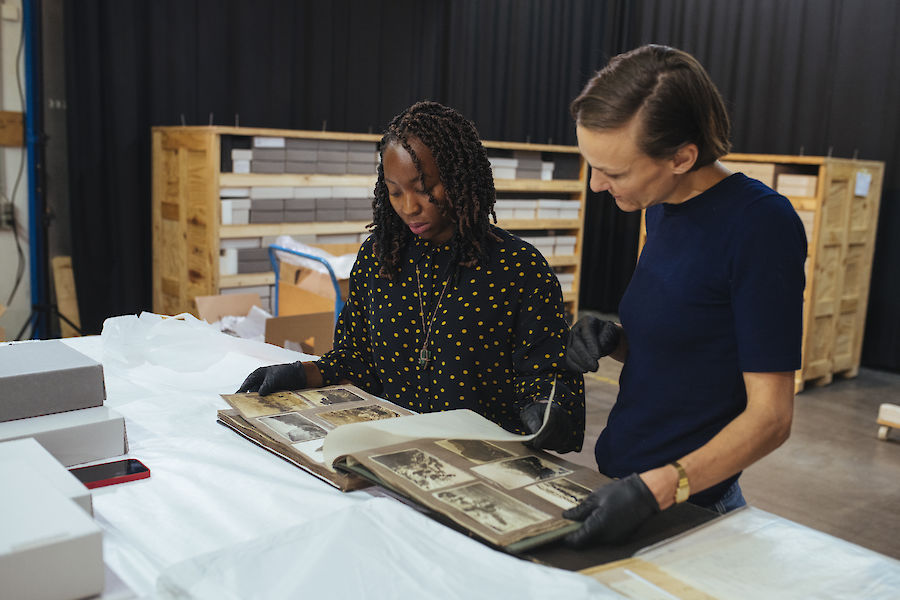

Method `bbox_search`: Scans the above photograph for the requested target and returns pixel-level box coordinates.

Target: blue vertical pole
[23,0,45,338]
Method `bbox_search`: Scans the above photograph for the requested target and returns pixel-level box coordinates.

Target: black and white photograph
[471,455,573,490]
[317,404,400,427]
[526,478,593,510]
[434,482,550,535]
[371,448,474,491]
[221,391,310,418]
[257,412,328,443]
[300,388,365,407]
[435,439,516,464]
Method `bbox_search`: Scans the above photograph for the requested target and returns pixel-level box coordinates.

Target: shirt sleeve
[315,244,384,396]
[731,196,808,372]
[511,258,586,450]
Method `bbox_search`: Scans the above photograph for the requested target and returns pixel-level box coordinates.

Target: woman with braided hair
[238,101,585,453]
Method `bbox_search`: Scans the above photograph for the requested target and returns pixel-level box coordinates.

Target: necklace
[415,265,454,367]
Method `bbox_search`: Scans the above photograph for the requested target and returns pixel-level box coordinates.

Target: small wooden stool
[877,403,900,441]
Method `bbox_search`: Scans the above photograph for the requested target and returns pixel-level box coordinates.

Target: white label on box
[253,136,286,148]
[233,159,250,173]
[220,187,250,198]
[855,171,872,197]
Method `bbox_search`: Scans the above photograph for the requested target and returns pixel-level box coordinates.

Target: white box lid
[0,438,92,515]
[0,463,100,555]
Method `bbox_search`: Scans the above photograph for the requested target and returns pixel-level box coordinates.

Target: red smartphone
[68,458,151,489]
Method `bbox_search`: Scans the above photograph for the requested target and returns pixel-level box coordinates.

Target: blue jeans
[700,481,747,514]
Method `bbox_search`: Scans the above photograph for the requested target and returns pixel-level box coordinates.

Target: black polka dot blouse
[316,226,585,449]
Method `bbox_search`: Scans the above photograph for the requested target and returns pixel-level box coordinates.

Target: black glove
[566,316,621,373]
[520,402,577,453]
[237,361,307,396]
[562,473,661,548]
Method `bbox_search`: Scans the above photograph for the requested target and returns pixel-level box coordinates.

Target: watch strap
[671,460,690,504]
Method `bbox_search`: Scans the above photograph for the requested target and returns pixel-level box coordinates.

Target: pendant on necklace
[418,348,432,367]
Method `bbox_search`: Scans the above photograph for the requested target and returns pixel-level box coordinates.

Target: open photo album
[218,384,414,491]
[218,383,610,552]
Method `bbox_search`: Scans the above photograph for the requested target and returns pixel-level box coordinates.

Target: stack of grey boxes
[241,136,379,175]
[513,150,543,179]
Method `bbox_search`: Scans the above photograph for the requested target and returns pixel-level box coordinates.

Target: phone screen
[69,458,150,488]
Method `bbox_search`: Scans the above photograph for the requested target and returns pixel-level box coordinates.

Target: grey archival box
[0,341,106,422]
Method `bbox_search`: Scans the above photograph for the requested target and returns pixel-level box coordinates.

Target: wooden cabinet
[152,126,587,321]
[638,154,885,393]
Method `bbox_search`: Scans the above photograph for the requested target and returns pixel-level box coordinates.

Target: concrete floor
[562,359,900,560]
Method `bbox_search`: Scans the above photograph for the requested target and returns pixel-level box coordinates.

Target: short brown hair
[571,44,731,170]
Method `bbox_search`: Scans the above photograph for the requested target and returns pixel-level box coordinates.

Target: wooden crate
[638,154,885,393]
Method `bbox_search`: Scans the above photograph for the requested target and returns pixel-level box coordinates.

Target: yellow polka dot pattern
[316,227,585,449]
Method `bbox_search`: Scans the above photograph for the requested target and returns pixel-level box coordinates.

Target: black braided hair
[370,101,498,278]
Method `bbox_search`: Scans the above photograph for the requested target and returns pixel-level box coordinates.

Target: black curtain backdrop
[64,0,900,370]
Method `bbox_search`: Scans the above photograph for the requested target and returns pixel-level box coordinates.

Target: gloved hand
[566,316,621,373]
[520,401,577,453]
[562,473,661,548]
[237,361,307,396]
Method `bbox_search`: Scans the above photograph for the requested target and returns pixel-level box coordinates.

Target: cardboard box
[197,291,339,354]
[196,293,262,323]
[278,260,350,326]
[0,463,104,600]
[265,313,336,355]
[0,438,92,515]
[0,341,106,423]
[0,406,127,467]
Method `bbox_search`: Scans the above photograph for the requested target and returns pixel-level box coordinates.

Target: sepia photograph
[526,478,593,510]
[317,404,400,427]
[371,448,475,491]
[435,439,516,464]
[221,391,310,418]
[300,388,366,407]
[257,411,328,443]
[434,482,550,534]
[471,455,573,490]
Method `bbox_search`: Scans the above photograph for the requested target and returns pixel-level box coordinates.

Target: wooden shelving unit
[637,153,885,393]
[152,126,587,321]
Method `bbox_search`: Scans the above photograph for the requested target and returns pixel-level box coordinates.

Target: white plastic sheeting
[68,316,614,599]
[156,498,615,600]
[61,316,900,599]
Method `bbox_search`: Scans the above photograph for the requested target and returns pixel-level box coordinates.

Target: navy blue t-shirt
[595,173,807,505]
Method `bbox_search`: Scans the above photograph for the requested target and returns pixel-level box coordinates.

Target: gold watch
[671,461,690,504]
